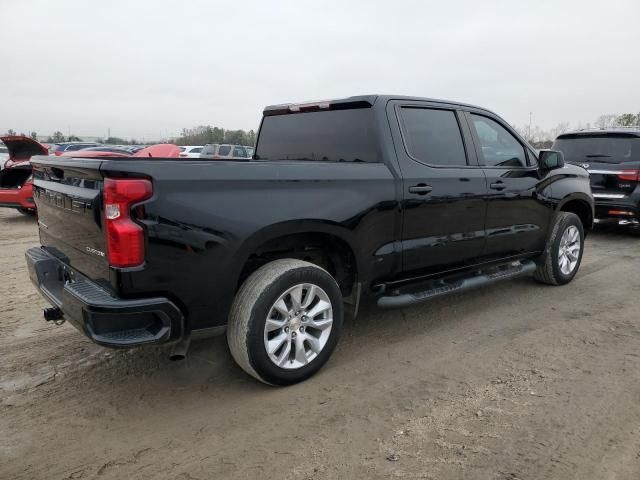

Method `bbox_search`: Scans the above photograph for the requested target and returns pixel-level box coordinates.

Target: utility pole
[528,112,532,141]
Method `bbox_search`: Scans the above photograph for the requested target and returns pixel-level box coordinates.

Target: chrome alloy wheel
[263,283,333,369]
[558,225,581,275]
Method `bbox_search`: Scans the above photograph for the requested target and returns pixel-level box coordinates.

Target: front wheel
[17,208,36,217]
[227,259,343,385]
[534,212,584,285]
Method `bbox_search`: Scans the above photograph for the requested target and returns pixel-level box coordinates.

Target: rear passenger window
[218,145,231,156]
[470,114,526,168]
[192,147,202,153]
[399,108,467,166]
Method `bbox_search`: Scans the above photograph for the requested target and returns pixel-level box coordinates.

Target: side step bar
[377,260,537,309]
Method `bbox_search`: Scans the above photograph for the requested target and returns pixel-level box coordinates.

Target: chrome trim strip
[593,193,626,199]
[588,169,626,175]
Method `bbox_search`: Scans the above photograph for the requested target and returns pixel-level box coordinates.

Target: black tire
[534,212,584,285]
[17,208,36,217]
[227,259,343,385]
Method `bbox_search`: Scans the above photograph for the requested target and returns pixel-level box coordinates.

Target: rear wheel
[534,212,584,285]
[227,259,343,385]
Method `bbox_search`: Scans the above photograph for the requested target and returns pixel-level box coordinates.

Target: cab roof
[557,127,640,139]
[263,94,491,116]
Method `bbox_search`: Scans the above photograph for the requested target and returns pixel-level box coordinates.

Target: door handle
[490,182,506,191]
[408,184,433,195]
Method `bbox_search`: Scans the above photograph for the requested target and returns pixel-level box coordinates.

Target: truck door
[464,111,551,257]
[388,102,488,274]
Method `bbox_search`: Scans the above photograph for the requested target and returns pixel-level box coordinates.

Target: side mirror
[539,150,564,170]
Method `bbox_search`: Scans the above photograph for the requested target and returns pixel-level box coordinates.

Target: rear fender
[232,220,359,286]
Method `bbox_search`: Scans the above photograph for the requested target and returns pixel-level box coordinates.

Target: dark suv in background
[553,128,640,226]
[53,142,101,156]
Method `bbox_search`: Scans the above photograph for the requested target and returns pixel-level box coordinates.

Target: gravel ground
[1,207,639,480]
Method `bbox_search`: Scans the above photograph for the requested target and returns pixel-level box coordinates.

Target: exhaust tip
[168,336,191,361]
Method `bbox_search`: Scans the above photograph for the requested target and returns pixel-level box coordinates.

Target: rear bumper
[25,247,184,348]
[0,183,35,209]
[593,197,639,221]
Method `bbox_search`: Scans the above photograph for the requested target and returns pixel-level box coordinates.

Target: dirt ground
[1,207,640,480]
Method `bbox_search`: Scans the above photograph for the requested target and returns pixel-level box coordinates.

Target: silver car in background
[200,144,251,160]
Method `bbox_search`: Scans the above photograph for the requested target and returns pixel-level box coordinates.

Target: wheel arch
[556,193,594,233]
[233,220,360,297]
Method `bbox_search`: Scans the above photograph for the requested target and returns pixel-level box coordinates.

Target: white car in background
[178,146,204,158]
[0,145,9,170]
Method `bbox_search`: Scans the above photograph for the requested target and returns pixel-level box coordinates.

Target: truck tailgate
[31,157,111,288]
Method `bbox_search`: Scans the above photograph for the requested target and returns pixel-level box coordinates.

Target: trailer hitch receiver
[44,307,65,325]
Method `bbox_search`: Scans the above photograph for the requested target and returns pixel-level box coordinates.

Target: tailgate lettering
[38,188,93,214]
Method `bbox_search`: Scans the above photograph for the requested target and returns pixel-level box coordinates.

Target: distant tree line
[3,130,85,143]
[45,131,83,143]
[175,126,257,146]
[515,112,640,149]
[4,128,39,140]
[95,137,145,145]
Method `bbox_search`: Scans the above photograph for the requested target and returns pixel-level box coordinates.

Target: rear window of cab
[256,109,380,163]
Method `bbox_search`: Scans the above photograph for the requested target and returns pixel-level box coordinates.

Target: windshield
[553,134,640,164]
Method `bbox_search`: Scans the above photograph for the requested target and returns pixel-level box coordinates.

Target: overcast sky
[1,0,638,140]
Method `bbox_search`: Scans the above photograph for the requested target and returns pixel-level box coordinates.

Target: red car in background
[0,136,48,215]
[0,140,181,216]
[59,144,181,158]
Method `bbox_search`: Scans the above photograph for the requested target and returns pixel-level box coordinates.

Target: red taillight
[608,210,634,216]
[103,178,152,268]
[617,170,640,182]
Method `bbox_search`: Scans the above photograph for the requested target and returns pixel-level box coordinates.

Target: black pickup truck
[26,95,594,385]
